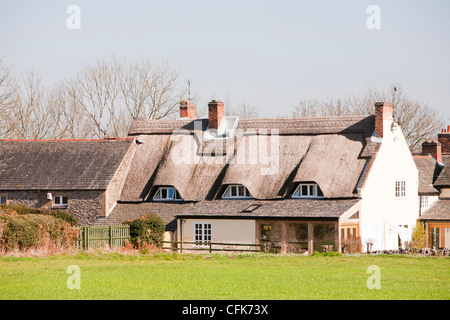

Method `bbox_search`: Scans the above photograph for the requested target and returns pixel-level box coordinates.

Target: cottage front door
[341,224,360,253]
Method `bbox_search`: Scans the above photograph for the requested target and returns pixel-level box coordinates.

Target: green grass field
[0,252,448,300]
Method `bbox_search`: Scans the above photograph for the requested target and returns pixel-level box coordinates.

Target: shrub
[410,221,427,250]
[0,204,78,226]
[125,213,165,248]
[0,213,79,251]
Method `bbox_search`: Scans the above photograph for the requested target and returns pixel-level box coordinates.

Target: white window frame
[153,187,182,201]
[53,195,68,208]
[221,185,253,199]
[194,223,212,245]
[395,181,406,198]
[420,196,429,212]
[292,183,324,199]
[0,194,7,205]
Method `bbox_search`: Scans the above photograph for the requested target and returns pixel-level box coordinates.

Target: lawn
[0,252,448,300]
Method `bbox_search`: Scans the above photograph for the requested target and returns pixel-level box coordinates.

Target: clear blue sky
[1,0,449,119]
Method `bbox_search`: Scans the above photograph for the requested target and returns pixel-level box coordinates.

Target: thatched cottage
[0,100,421,253]
[414,128,450,249]
[95,100,419,253]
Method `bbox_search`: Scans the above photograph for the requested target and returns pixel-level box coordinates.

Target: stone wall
[4,190,105,226]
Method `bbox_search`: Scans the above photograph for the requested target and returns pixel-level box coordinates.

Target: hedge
[0,214,79,251]
[125,213,165,248]
[0,204,78,226]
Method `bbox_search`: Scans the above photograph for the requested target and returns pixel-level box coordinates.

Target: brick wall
[438,133,450,154]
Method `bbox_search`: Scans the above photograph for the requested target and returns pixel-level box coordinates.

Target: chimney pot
[438,124,450,154]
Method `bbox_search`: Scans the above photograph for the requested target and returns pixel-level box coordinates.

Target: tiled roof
[420,200,450,221]
[178,198,361,219]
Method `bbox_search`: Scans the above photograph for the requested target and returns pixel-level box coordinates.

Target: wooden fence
[75,225,130,250]
[161,241,264,253]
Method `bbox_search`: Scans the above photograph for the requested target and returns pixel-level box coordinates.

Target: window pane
[309,185,315,196]
[301,185,308,196]
[238,185,244,197]
[0,196,6,204]
[317,187,324,197]
[167,188,174,199]
[231,186,237,197]
[62,197,68,205]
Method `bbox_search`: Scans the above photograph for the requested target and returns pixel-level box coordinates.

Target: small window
[395,181,406,198]
[53,195,68,208]
[292,183,324,198]
[0,195,7,205]
[420,196,429,212]
[222,185,252,199]
[153,187,182,201]
[195,223,212,245]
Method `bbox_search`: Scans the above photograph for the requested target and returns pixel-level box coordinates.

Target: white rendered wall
[359,120,420,251]
[179,218,256,250]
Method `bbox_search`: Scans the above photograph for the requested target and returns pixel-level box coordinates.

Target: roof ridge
[0,138,135,142]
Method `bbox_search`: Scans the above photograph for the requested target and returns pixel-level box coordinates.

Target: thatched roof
[419,200,450,221]
[413,155,441,194]
[120,115,377,202]
[0,139,134,190]
[178,199,360,219]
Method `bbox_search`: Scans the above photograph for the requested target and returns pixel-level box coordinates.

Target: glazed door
[341,224,360,253]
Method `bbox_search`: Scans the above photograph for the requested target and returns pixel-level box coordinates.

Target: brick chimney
[421,140,442,163]
[438,125,450,154]
[374,102,394,138]
[208,100,224,130]
[179,100,195,119]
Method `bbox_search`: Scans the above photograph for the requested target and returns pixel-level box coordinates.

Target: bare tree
[0,60,17,137]
[293,85,444,151]
[119,58,187,120]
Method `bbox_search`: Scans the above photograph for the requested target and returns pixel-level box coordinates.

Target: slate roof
[0,139,134,190]
[178,199,361,219]
[92,202,194,231]
[434,155,450,187]
[420,200,450,221]
[413,155,441,194]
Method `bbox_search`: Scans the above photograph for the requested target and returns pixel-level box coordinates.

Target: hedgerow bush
[0,209,79,252]
[0,204,78,226]
[125,213,165,248]
[1,215,79,251]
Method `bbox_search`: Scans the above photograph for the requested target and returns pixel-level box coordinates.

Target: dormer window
[153,187,182,201]
[292,183,324,198]
[222,185,253,199]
